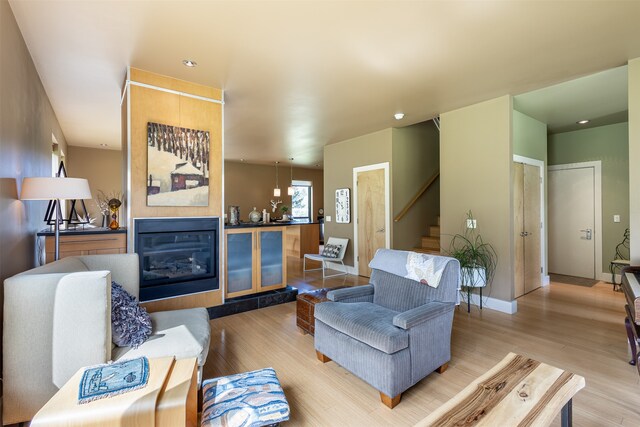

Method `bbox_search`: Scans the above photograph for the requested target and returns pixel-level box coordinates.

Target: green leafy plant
[447,210,497,288]
[280,205,289,213]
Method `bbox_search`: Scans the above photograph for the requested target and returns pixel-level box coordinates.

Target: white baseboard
[542,275,550,287]
[325,262,358,276]
[598,271,620,284]
[460,291,518,314]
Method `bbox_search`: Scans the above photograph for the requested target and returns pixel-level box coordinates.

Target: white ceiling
[9,1,640,167]
[514,65,628,133]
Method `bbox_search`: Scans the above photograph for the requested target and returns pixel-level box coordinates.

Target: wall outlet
[614,214,621,223]
[326,215,332,222]
[466,219,477,229]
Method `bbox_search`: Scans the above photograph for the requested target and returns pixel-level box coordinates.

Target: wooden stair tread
[414,247,442,255]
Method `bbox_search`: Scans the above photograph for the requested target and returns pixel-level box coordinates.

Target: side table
[31,357,197,427]
[296,287,346,335]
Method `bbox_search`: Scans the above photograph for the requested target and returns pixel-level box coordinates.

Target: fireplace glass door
[140,231,214,284]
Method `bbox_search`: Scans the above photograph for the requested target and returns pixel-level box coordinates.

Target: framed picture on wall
[146,122,210,206]
[335,188,350,223]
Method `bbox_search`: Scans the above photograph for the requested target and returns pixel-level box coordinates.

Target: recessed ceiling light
[182,59,197,68]
[240,158,244,162]
[99,143,108,147]
[394,113,405,120]
[577,119,590,125]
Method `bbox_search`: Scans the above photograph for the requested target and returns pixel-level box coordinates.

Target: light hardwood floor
[204,259,640,426]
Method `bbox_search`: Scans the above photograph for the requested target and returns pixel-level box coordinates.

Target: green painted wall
[513,110,547,162]
[548,122,629,275]
[513,110,548,277]
[392,121,440,251]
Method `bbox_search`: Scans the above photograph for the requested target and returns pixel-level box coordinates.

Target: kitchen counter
[224,220,319,228]
[37,227,127,236]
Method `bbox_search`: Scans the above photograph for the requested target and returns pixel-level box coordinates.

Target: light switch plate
[466,219,477,229]
[326,215,332,222]
[614,214,621,223]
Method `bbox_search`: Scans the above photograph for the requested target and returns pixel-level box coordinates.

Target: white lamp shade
[273,188,281,197]
[21,177,92,200]
[287,186,294,196]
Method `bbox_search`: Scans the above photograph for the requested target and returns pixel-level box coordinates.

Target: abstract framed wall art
[146,122,210,206]
[335,188,350,223]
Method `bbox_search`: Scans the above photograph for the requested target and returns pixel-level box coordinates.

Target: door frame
[513,155,547,285]
[353,162,391,275]
[548,161,602,280]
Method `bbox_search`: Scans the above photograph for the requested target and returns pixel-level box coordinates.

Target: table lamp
[21,177,92,261]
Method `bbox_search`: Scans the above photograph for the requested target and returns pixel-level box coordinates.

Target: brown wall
[123,68,223,309]
[67,146,122,223]
[323,129,393,266]
[0,0,69,410]
[224,161,323,221]
[0,0,68,280]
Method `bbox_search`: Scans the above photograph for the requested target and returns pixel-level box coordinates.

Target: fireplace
[134,217,219,301]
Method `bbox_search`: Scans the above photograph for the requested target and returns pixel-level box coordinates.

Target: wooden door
[513,163,525,297]
[357,168,386,277]
[523,163,541,293]
[549,166,595,278]
[514,162,541,297]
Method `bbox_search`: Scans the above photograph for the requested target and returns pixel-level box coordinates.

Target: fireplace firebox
[134,217,219,301]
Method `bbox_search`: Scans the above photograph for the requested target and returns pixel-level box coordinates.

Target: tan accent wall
[66,146,122,223]
[630,58,640,264]
[391,122,440,251]
[440,95,514,302]
[224,161,323,221]
[323,129,393,267]
[123,67,223,308]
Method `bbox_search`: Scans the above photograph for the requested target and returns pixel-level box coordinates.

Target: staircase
[415,217,441,255]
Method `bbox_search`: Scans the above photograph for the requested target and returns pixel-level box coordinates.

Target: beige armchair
[3,254,211,425]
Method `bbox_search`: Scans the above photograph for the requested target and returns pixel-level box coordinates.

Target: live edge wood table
[415,353,585,427]
[31,357,197,427]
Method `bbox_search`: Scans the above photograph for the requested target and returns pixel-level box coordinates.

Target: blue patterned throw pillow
[321,244,342,259]
[111,281,152,348]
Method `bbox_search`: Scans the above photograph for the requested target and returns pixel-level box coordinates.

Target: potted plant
[280,205,290,221]
[446,210,497,310]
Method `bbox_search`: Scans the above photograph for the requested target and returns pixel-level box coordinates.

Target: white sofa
[2,253,211,425]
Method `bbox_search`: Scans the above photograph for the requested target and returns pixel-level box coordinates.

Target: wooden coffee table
[415,353,585,427]
[31,357,197,427]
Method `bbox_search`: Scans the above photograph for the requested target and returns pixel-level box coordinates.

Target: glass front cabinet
[225,226,287,298]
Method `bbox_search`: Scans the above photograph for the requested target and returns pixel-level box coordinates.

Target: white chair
[303,237,349,278]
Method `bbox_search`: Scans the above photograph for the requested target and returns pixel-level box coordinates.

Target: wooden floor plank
[204,259,640,426]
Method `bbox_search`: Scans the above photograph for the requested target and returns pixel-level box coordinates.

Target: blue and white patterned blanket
[201,367,290,427]
[78,356,149,404]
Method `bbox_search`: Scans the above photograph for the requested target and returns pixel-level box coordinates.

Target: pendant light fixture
[273,161,281,197]
[287,158,295,196]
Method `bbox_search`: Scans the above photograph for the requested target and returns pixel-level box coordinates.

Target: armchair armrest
[327,284,374,302]
[393,301,454,329]
[52,271,112,387]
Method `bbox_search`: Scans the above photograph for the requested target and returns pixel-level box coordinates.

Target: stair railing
[393,170,439,222]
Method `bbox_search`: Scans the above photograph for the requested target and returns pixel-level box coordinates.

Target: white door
[548,166,596,278]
